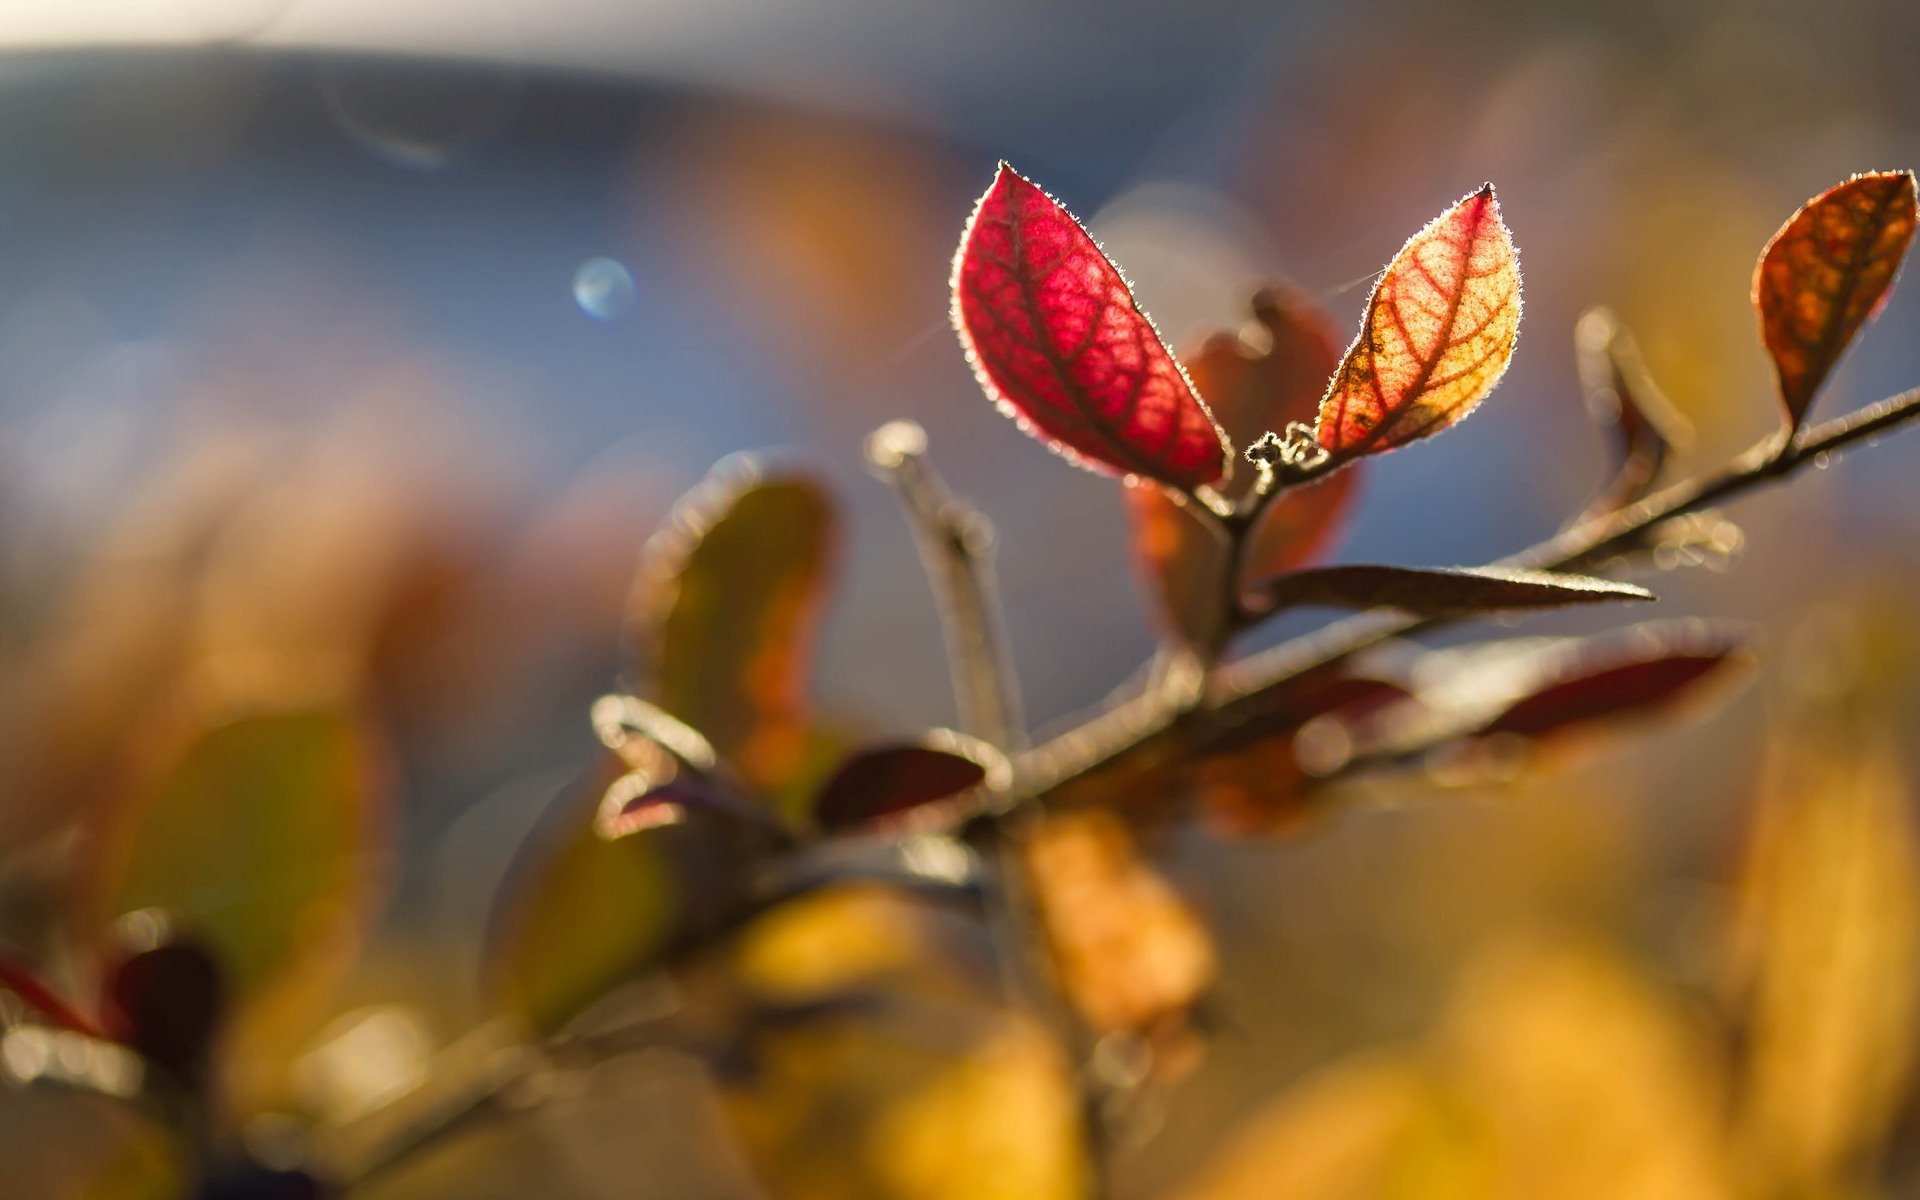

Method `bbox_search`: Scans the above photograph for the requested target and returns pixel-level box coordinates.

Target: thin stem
[864,420,1026,753]
[865,420,1117,1198]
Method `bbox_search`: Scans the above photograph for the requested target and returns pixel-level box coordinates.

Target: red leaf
[953,163,1230,492]
[1754,171,1918,429]
[813,732,1006,834]
[1125,287,1360,647]
[1249,564,1652,618]
[1317,185,1522,456]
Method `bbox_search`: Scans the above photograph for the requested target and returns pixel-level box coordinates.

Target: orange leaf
[1126,287,1360,648]
[1317,186,1521,457]
[1754,171,1917,429]
[1021,810,1215,1049]
[953,163,1231,492]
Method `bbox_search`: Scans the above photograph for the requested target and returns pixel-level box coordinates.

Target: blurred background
[4,1,1920,1196]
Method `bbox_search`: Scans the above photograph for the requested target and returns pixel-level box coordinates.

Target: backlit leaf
[1754,171,1917,429]
[83,709,387,1069]
[1317,186,1521,457]
[953,163,1230,492]
[627,460,838,799]
[1726,730,1920,1184]
[812,732,1007,834]
[1573,308,1692,520]
[1126,286,1359,648]
[1250,564,1652,618]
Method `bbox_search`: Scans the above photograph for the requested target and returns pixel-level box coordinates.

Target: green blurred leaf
[627,461,838,806]
[485,756,764,1035]
[83,708,387,1059]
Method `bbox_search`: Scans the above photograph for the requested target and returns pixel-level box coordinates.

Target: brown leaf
[1126,287,1360,649]
[1754,170,1918,429]
[1572,308,1691,521]
[1250,564,1652,618]
[1193,670,1411,836]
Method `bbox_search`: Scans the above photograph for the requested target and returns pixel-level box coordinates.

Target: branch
[1015,384,1920,799]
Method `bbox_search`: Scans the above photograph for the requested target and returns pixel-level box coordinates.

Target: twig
[865,420,1123,1199]
[328,384,1920,1196]
[1016,384,1920,798]
[863,420,1026,753]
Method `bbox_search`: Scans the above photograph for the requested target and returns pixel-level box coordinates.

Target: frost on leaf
[1754,171,1917,430]
[1317,185,1521,457]
[953,163,1230,492]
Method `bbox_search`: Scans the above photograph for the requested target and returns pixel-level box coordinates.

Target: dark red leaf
[100,937,225,1091]
[1125,286,1359,647]
[1363,621,1758,774]
[1250,564,1652,617]
[1478,643,1750,742]
[953,163,1230,492]
[813,732,1007,833]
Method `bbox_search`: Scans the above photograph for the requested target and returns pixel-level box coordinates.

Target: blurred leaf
[722,1001,1085,1200]
[1174,1053,1486,1200]
[731,884,986,1007]
[485,755,762,1035]
[1021,810,1215,1066]
[1438,937,1736,1200]
[627,462,838,803]
[82,709,387,1074]
[952,163,1230,492]
[812,732,1006,834]
[1726,731,1920,1184]
[1250,564,1652,618]
[1754,171,1917,430]
[1126,286,1357,648]
[1367,620,1757,775]
[1317,186,1521,457]
[1572,308,1692,520]
[1192,670,1411,836]
[0,1083,182,1200]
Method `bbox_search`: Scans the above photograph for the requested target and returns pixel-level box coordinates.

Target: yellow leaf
[1726,731,1920,1184]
